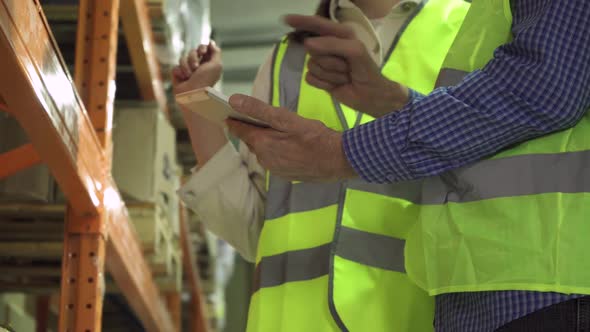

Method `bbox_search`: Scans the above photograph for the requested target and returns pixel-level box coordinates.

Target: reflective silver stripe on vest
[335,227,406,273]
[253,228,406,292]
[279,41,307,112]
[266,40,312,219]
[253,244,331,293]
[266,178,426,221]
[435,68,469,88]
[266,180,342,220]
[347,178,424,203]
[423,149,590,204]
[347,149,590,205]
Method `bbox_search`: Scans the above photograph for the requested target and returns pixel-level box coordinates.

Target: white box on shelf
[112,102,179,216]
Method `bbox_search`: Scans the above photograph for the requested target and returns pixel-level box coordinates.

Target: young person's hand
[172,41,223,94]
[172,41,228,165]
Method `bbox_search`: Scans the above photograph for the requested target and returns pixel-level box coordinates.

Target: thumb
[208,41,222,62]
[229,94,297,132]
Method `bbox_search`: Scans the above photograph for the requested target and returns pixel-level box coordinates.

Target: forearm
[181,106,228,166]
[344,70,589,183]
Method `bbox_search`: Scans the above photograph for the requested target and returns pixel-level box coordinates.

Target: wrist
[180,106,228,164]
[378,80,409,115]
[324,131,357,180]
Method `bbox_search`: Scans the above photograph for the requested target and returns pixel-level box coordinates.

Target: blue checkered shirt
[342,0,590,331]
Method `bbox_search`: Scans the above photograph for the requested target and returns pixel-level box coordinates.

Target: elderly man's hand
[284,15,410,117]
[226,94,358,182]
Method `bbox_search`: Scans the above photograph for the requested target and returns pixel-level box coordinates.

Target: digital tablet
[175,87,270,128]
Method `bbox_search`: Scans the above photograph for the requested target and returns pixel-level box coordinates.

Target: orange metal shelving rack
[0,1,209,331]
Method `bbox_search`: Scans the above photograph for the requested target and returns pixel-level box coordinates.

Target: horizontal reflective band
[435,68,469,88]
[253,228,407,292]
[424,150,590,204]
[253,244,331,293]
[347,178,424,203]
[265,179,342,220]
[335,227,406,273]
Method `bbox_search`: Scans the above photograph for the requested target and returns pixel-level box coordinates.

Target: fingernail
[230,94,244,108]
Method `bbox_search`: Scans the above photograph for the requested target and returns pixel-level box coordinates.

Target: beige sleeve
[177,46,275,262]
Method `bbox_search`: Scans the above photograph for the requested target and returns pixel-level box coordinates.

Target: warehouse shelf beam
[0,1,175,331]
[0,143,42,179]
[120,0,168,112]
[0,0,103,215]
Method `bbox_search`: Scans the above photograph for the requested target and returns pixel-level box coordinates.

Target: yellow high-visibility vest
[405,0,590,297]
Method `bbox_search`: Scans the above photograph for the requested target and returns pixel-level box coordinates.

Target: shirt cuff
[342,111,412,183]
[177,141,242,207]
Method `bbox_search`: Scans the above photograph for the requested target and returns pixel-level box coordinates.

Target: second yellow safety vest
[405,0,590,297]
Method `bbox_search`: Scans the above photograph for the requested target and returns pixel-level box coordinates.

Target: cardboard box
[127,203,172,256]
[112,102,178,215]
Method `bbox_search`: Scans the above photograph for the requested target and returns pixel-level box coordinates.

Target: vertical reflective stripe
[269,43,280,107]
[265,176,288,220]
[328,182,349,332]
[266,41,311,213]
[271,40,288,108]
[333,98,352,131]
[333,98,364,131]
[279,42,307,112]
[435,68,470,88]
[335,227,406,273]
